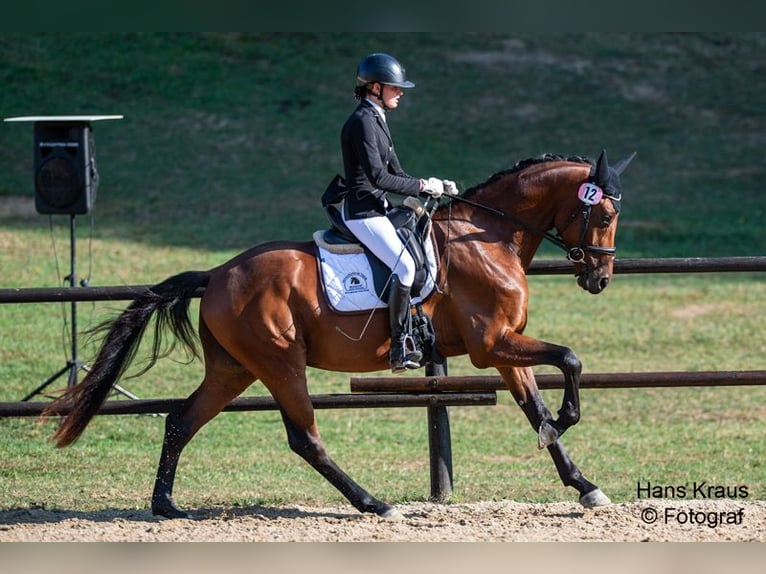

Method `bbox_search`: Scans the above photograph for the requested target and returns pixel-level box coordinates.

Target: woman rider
[340,52,457,373]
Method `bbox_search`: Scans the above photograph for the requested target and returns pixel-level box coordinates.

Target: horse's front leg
[479,329,582,447]
[538,343,582,448]
[499,366,610,508]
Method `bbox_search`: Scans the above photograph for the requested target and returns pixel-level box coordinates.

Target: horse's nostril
[599,277,610,290]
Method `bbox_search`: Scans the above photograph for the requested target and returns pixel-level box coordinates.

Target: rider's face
[373,83,404,109]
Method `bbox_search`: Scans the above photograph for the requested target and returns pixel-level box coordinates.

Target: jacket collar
[362,100,392,143]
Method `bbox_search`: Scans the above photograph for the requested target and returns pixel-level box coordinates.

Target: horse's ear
[612,151,637,176]
[594,149,609,186]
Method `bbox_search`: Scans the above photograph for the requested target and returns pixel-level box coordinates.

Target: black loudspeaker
[34,121,98,215]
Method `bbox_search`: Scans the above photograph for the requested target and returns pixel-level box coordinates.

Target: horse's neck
[433,164,588,272]
[509,185,560,267]
[432,181,555,269]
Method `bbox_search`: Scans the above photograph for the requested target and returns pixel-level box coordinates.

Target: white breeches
[342,213,416,287]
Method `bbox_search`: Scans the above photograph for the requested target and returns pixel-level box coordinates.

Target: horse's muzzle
[576,268,612,294]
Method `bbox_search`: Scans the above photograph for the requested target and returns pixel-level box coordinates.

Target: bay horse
[43,149,635,520]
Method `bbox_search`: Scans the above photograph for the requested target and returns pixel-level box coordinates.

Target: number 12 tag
[578,182,603,205]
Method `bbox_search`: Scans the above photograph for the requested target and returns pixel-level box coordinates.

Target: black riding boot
[388,275,423,373]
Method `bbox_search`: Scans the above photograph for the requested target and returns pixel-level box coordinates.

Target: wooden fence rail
[350,370,766,393]
[1,256,764,304]
[0,391,497,418]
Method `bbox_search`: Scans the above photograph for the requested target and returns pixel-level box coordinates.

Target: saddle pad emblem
[317,249,387,312]
[343,272,370,294]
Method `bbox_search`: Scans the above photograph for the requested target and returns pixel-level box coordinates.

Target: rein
[445,193,616,264]
[446,194,569,253]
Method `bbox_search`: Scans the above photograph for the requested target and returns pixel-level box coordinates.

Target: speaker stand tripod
[21,214,139,402]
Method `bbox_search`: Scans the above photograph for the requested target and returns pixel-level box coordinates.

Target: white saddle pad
[314,230,438,313]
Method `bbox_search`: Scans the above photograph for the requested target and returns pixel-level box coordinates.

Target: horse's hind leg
[152,324,254,519]
[265,369,401,519]
[152,373,253,518]
[152,390,202,519]
[278,410,402,520]
[501,367,611,508]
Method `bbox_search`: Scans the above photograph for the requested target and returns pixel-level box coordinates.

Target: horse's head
[555,149,635,294]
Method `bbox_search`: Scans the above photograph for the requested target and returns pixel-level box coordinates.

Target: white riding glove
[442,179,459,196]
[422,177,444,198]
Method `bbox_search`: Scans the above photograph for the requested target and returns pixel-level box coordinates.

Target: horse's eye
[600,214,613,227]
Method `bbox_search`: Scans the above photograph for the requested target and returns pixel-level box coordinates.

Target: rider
[340,52,457,373]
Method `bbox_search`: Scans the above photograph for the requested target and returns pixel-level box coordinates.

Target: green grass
[0,33,764,513]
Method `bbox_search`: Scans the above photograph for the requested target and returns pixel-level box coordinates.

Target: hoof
[378,507,404,521]
[152,496,192,519]
[579,488,611,509]
[152,506,192,519]
[538,420,559,449]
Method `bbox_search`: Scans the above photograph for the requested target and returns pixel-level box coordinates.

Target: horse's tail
[42,270,211,448]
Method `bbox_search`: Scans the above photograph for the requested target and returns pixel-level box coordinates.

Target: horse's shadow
[0,503,361,526]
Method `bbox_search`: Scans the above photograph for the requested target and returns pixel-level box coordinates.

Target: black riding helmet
[356,53,415,89]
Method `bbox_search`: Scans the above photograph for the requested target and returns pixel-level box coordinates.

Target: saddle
[319,199,432,301]
[316,177,437,364]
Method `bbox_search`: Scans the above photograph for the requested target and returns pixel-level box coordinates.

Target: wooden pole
[426,358,452,502]
[2,256,765,305]
[350,370,766,393]
[0,391,496,418]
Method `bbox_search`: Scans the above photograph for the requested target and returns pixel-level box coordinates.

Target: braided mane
[463,154,593,199]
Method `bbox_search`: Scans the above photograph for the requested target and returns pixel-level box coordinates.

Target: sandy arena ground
[1,499,764,542]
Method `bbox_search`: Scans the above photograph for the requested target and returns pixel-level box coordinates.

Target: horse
[43,149,635,520]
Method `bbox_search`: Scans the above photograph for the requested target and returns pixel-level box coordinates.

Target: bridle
[555,191,621,264]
